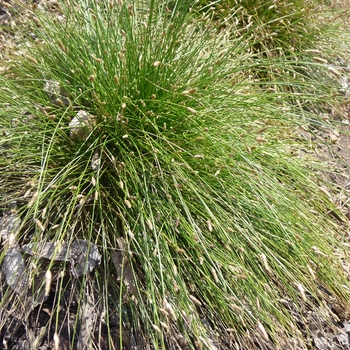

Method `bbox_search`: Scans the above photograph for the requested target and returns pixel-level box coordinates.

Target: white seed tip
[255,136,267,143]
[189,295,202,306]
[152,324,161,332]
[207,219,213,232]
[211,267,219,283]
[260,253,272,274]
[328,66,341,77]
[297,283,307,302]
[257,321,269,341]
[34,218,45,232]
[163,299,176,320]
[146,219,153,230]
[53,333,60,350]
[313,57,327,64]
[45,270,52,296]
[186,107,197,114]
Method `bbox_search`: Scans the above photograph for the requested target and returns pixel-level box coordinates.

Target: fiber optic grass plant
[192,0,349,96]
[194,0,323,53]
[1,0,350,349]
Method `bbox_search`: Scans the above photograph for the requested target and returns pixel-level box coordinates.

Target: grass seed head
[57,39,66,52]
[90,54,103,63]
[189,295,202,306]
[24,189,32,198]
[146,219,153,231]
[28,191,39,207]
[313,57,327,64]
[328,66,341,77]
[257,321,269,341]
[53,333,59,350]
[187,107,197,114]
[152,324,161,333]
[311,246,327,257]
[45,270,52,296]
[296,283,307,302]
[160,321,169,330]
[256,136,267,143]
[33,218,45,232]
[159,307,169,318]
[127,229,135,240]
[207,219,213,232]
[307,265,316,279]
[163,299,176,320]
[260,253,272,275]
[211,267,219,283]
[26,55,39,65]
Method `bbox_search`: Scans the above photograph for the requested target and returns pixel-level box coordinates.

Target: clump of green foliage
[195,0,321,52]
[0,0,349,349]
[193,0,345,94]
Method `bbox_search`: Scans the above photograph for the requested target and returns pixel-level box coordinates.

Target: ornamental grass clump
[0,0,350,349]
[194,0,321,53]
[193,0,346,97]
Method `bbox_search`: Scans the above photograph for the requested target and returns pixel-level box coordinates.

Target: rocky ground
[1,1,350,349]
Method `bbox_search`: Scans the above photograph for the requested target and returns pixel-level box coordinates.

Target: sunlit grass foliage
[0,0,349,348]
